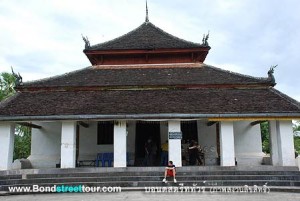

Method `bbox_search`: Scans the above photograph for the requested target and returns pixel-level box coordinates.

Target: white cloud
[0,0,299,102]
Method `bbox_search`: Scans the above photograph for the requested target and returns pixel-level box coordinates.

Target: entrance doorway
[135,121,161,166]
[181,121,198,142]
[181,121,200,166]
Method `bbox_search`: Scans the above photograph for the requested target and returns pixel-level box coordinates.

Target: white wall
[197,120,265,166]
[28,120,268,168]
[114,121,127,167]
[61,121,76,168]
[168,121,182,167]
[28,122,61,168]
[0,123,15,170]
[220,121,235,166]
[197,121,218,165]
[233,121,264,165]
[79,121,136,162]
[276,121,295,166]
[78,122,113,160]
[29,121,138,168]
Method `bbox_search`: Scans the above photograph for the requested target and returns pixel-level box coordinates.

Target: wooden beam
[250,120,267,126]
[18,122,42,129]
[207,121,218,127]
[78,121,89,128]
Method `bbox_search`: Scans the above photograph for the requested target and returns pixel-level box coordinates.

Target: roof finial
[145,0,149,23]
[268,65,278,86]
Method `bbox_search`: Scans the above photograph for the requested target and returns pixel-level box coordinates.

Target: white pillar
[114,121,127,167]
[269,120,280,166]
[270,120,295,166]
[168,121,182,167]
[220,121,235,166]
[61,121,76,168]
[0,123,15,170]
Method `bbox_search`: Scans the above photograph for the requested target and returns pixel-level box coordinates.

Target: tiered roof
[1,20,300,121]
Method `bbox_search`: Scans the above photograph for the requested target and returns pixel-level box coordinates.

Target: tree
[293,120,300,133]
[293,121,300,154]
[0,71,31,160]
[0,72,16,100]
[260,122,270,154]
[261,121,300,155]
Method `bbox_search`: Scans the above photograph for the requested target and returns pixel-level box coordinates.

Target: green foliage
[260,122,270,154]
[295,137,300,154]
[294,121,300,154]
[0,72,16,101]
[14,126,31,160]
[0,71,32,160]
[293,120,300,132]
[260,121,300,155]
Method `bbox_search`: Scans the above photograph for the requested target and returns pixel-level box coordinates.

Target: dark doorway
[135,121,161,166]
[181,121,198,142]
[181,121,199,166]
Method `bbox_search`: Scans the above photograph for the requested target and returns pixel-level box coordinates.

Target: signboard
[168,132,182,139]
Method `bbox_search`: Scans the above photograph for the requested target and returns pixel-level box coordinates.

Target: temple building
[0,8,299,170]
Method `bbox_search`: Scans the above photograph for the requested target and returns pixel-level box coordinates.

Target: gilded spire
[145,0,149,22]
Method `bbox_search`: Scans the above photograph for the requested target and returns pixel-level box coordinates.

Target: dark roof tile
[1,88,299,119]
[88,22,206,50]
[21,64,270,88]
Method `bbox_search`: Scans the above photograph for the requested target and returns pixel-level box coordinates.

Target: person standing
[188,140,201,165]
[144,138,154,166]
[160,140,168,166]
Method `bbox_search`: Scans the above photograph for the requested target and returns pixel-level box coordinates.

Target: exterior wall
[219,121,235,166]
[78,122,113,160]
[233,121,264,165]
[0,123,15,170]
[29,121,136,168]
[61,121,76,168]
[28,120,268,168]
[269,120,295,166]
[113,121,127,167]
[94,52,206,65]
[28,122,61,168]
[197,121,218,165]
[78,121,136,164]
[197,120,265,166]
[168,121,182,167]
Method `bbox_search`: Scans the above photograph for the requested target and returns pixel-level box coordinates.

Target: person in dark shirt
[162,161,177,183]
[189,140,202,165]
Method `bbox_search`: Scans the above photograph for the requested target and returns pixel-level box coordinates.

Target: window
[97,121,114,145]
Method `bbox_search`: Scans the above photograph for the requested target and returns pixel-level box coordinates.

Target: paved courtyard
[1,191,299,201]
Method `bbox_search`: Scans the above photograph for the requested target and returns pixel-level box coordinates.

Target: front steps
[0,166,299,195]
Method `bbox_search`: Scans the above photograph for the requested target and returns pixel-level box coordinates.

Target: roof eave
[1,113,300,122]
[83,47,210,55]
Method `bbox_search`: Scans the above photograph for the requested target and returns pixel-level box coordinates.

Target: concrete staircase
[0,166,299,195]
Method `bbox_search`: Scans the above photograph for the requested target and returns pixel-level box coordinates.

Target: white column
[0,123,15,170]
[220,121,235,166]
[271,121,295,166]
[269,120,280,166]
[168,121,182,167]
[61,121,76,168]
[114,121,127,167]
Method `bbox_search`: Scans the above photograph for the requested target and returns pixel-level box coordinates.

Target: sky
[0,0,299,101]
